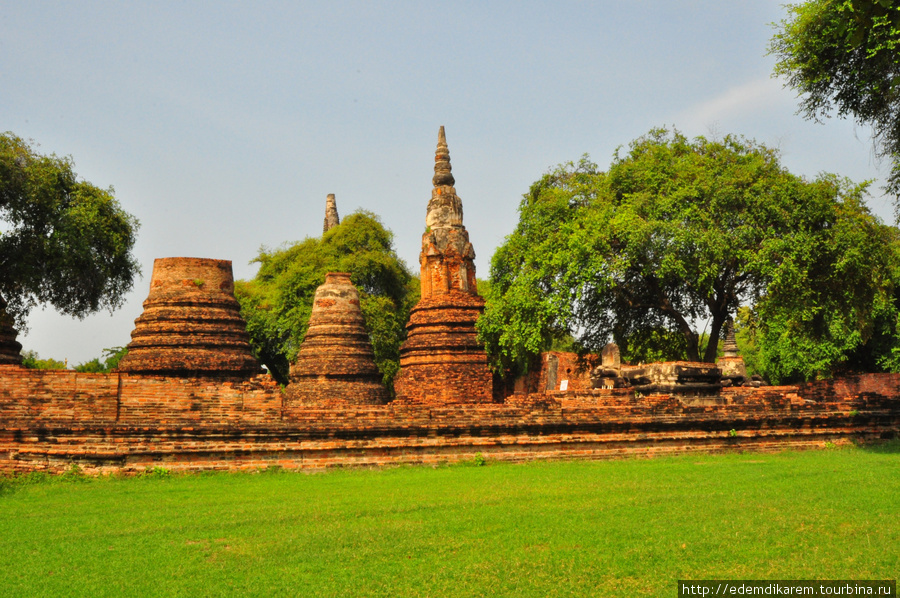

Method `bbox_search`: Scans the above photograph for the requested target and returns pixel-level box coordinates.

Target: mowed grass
[1,444,898,597]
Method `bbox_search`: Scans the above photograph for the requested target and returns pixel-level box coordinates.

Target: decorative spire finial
[432,126,455,187]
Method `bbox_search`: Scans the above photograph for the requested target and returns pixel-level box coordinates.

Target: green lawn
[1,444,898,597]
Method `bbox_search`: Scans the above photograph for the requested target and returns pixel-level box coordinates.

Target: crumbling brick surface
[117,257,262,377]
[394,128,492,403]
[0,300,22,365]
[1,366,898,474]
[284,272,388,409]
[394,293,493,403]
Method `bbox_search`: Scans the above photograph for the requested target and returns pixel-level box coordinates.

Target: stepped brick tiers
[284,272,388,410]
[393,127,493,404]
[116,257,262,378]
[0,298,23,365]
[323,193,340,233]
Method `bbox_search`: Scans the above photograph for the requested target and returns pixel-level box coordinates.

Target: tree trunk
[703,314,726,363]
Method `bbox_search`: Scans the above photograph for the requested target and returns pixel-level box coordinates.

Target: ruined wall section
[0,366,280,424]
[1,371,897,473]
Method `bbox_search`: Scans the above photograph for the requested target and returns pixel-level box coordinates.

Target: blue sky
[2,1,893,365]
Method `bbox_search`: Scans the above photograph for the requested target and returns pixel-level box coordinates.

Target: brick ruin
[393,127,493,404]
[0,128,898,473]
[0,298,23,365]
[323,193,340,233]
[116,257,262,377]
[284,271,389,410]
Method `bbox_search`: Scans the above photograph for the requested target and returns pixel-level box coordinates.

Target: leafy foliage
[20,350,67,370]
[479,128,900,382]
[74,346,128,373]
[0,133,140,329]
[770,0,900,205]
[236,211,414,386]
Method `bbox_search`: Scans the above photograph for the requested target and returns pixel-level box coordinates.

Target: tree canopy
[236,210,415,386]
[478,128,900,383]
[770,0,900,204]
[0,132,140,329]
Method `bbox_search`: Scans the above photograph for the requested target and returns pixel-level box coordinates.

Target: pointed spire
[722,319,739,358]
[432,126,455,187]
[323,193,340,233]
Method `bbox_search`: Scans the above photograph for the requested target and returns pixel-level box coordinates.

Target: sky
[2,1,894,365]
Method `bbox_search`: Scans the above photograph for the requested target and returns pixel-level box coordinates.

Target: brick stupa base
[117,257,262,378]
[284,272,388,410]
[394,292,493,404]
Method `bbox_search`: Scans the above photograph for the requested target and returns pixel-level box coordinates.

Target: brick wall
[0,366,281,425]
[1,364,898,474]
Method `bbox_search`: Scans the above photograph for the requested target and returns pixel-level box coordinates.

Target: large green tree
[770,0,900,204]
[0,132,140,329]
[478,128,900,383]
[236,211,415,386]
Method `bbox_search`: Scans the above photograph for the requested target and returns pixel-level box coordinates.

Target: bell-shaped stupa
[284,272,388,410]
[117,257,262,377]
[0,298,23,365]
[393,127,493,403]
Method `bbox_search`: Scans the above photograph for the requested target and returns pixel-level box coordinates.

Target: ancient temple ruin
[284,272,388,410]
[323,193,340,233]
[717,320,755,387]
[116,257,262,377]
[393,127,493,403]
[2,127,899,475]
[0,299,22,365]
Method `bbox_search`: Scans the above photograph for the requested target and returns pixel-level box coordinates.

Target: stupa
[284,272,388,409]
[717,319,750,386]
[117,257,262,377]
[393,127,493,403]
[0,298,23,365]
[323,193,340,233]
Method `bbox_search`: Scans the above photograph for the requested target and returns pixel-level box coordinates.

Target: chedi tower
[117,257,262,377]
[284,272,388,411]
[0,298,23,365]
[393,127,493,403]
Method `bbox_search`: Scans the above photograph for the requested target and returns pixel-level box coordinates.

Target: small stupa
[323,193,340,233]
[393,127,493,403]
[284,272,388,410]
[0,298,23,365]
[117,257,262,377]
[717,318,749,386]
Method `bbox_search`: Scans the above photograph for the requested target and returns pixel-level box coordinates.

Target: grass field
[1,443,898,597]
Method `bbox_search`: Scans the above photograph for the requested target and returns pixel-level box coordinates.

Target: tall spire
[394,127,492,404]
[722,319,739,358]
[432,126,455,187]
[323,193,340,233]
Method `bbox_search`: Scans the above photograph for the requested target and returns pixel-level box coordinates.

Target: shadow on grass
[856,437,900,454]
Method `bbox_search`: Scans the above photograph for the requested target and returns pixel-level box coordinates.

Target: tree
[21,350,67,370]
[0,133,140,329]
[74,346,128,373]
[770,0,900,205]
[478,128,900,382]
[236,211,414,386]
